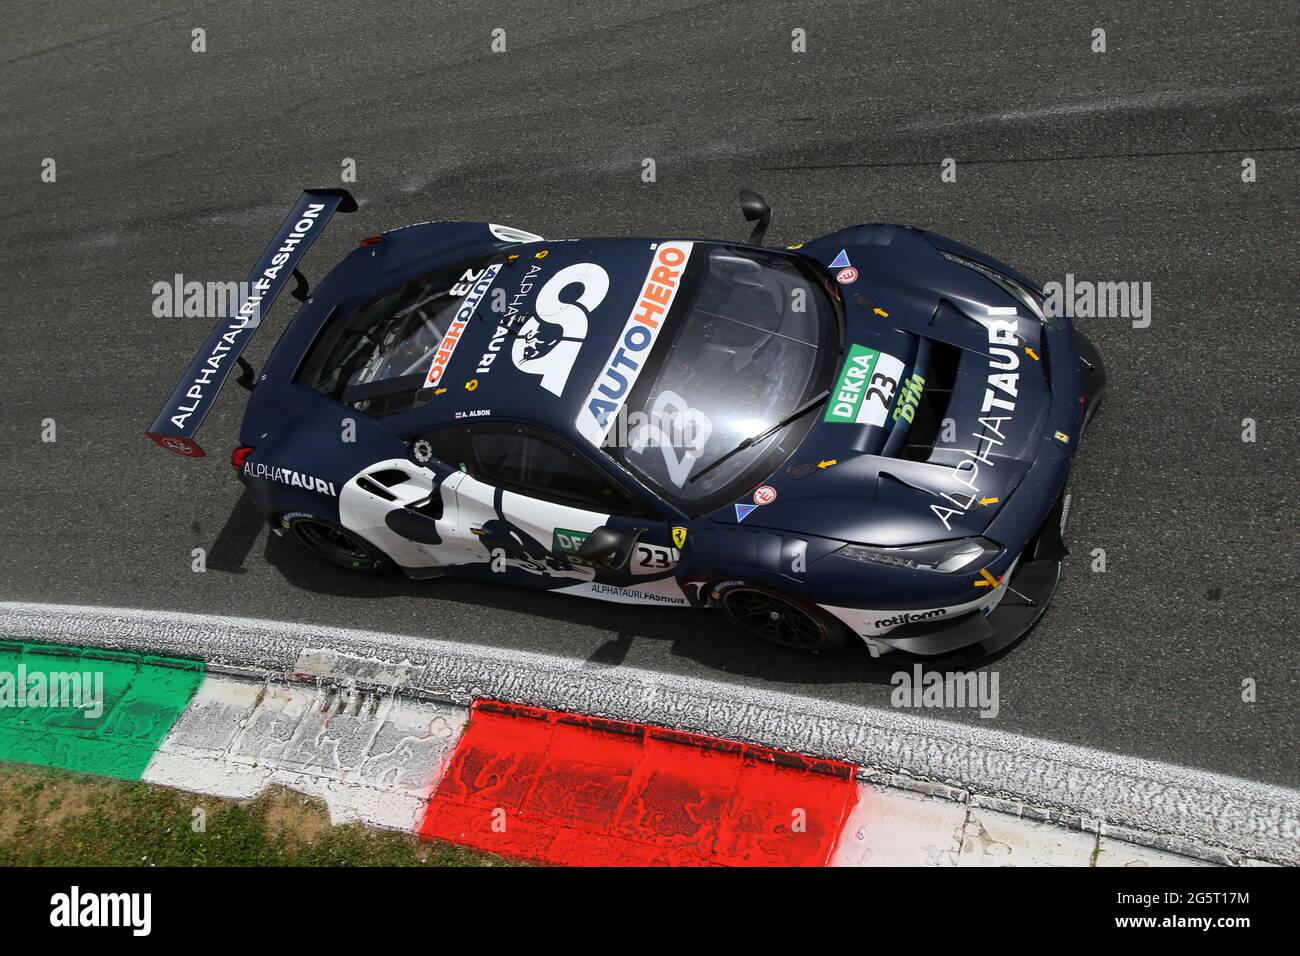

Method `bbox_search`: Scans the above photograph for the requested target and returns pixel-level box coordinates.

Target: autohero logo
[425,264,502,387]
[1042,273,1152,329]
[891,664,1000,719]
[50,886,151,936]
[165,201,327,432]
[0,666,104,718]
[577,242,694,445]
[242,461,337,496]
[931,312,1018,531]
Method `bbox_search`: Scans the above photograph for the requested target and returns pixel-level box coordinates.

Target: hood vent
[900,338,961,462]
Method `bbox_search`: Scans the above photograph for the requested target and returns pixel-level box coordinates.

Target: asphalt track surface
[2,2,1297,787]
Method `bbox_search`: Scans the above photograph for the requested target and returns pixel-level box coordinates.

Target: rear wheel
[716,583,848,654]
[281,514,390,573]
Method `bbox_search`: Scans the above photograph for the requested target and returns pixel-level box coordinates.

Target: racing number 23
[635,543,673,569]
[866,370,897,408]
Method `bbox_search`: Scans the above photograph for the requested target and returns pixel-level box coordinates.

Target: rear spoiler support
[145,188,357,457]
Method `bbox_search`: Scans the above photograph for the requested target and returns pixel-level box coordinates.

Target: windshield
[609,244,839,514]
[295,259,496,418]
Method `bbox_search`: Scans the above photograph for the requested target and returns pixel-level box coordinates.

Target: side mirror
[576,526,639,568]
[739,189,771,246]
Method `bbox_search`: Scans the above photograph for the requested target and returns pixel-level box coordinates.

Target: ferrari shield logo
[672,527,687,549]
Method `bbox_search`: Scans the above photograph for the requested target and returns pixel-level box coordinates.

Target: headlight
[833,537,999,574]
[940,250,1060,329]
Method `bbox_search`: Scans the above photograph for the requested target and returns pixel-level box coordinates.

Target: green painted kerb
[0,641,204,780]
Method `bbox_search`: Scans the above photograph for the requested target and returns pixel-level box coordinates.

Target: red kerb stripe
[419,700,859,866]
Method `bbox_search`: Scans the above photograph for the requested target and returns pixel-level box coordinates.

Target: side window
[469,426,638,515]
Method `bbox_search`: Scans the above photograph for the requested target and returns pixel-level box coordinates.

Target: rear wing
[146,188,358,457]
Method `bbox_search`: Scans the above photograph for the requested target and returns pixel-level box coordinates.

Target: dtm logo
[873,608,947,629]
[512,263,610,396]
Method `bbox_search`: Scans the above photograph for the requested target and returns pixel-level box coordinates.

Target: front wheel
[715,583,848,654]
[280,513,391,573]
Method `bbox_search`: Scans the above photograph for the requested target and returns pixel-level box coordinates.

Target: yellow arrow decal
[979,496,999,506]
[873,308,889,317]
[818,459,837,469]
[974,568,1001,588]
[1025,347,1040,361]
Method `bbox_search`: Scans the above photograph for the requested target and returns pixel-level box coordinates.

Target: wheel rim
[722,588,825,649]
[295,520,373,568]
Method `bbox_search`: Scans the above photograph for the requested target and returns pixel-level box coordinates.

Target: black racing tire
[714,582,849,655]
[280,513,391,573]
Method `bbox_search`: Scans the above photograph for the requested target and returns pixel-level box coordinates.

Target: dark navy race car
[148,188,1105,660]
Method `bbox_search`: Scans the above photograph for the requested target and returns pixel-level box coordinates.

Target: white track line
[142,675,467,831]
[1,601,1296,864]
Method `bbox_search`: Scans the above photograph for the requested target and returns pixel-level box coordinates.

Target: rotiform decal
[577,241,694,445]
[873,608,947,628]
[243,462,337,496]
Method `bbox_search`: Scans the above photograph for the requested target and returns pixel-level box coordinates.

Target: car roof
[393,236,712,446]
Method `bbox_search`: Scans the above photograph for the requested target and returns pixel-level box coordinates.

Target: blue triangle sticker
[734,503,758,522]
[829,248,851,269]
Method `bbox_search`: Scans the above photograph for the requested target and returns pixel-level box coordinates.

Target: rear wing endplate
[145,188,357,457]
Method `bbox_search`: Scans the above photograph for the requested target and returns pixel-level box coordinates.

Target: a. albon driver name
[242,461,337,496]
